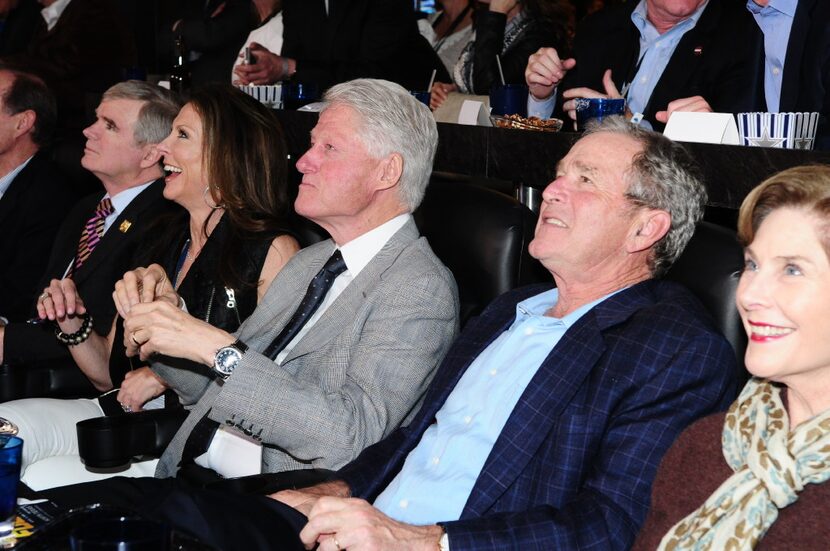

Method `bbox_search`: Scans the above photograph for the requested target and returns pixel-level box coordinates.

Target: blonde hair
[738,165,830,254]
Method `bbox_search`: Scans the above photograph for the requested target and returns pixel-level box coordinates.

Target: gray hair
[101,80,181,145]
[584,116,706,276]
[322,79,438,211]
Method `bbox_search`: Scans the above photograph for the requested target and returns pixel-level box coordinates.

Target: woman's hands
[37,279,86,332]
[117,367,169,412]
[123,300,234,365]
[113,264,180,319]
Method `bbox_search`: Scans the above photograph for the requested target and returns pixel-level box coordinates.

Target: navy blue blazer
[338,279,737,549]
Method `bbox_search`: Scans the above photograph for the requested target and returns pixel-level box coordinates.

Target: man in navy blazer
[148,117,737,550]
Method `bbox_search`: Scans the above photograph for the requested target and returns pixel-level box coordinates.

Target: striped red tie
[69,197,114,276]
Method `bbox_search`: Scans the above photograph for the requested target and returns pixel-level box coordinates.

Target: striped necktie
[70,197,114,276]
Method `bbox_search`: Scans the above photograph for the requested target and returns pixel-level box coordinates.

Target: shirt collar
[41,0,72,31]
[106,180,153,218]
[746,0,797,17]
[335,213,411,279]
[632,0,709,35]
[0,155,33,197]
[515,287,625,326]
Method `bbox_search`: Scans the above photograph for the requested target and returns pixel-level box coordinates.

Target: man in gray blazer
[113,78,460,482]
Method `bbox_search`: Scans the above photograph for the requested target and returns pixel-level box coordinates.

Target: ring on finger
[121,403,132,413]
[39,291,51,302]
[131,332,140,346]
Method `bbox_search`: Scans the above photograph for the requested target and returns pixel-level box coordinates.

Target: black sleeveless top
[107,212,277,395]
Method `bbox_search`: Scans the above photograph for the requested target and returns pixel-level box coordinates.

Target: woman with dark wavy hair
[0,83,299,489]
[430,0,573,110]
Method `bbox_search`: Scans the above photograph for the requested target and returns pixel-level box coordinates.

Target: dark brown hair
[0,68,56,146]
[187,83,291,288]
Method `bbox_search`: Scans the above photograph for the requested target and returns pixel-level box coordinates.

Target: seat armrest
[0,360,98,403]
[203,469,336,495]
[77,409,189,468]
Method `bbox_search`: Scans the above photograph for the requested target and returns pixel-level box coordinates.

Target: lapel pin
[119,220,132,233]
[693,46,703,56]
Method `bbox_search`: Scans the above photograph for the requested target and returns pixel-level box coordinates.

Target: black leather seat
[415,176,545,325]
[664,221,748,385]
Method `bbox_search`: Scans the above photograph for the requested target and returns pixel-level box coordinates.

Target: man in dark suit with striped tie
[0,81,180,378]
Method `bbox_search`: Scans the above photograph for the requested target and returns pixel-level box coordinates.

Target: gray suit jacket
[154,219,459,477]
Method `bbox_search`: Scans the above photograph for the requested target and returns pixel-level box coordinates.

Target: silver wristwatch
[213,339,248,379]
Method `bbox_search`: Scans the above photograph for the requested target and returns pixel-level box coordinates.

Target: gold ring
[333,539,341,551]
[39,291,51,302]
[131,333,140,346]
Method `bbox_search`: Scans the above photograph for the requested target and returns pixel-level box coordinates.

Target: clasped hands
[115,264,225,366]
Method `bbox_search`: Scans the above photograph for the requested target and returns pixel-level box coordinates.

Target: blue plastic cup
[282,82,320,110]
[0,436,22,537]
[574,97,626,130]
[410,90,431,107]
[489,84,528,117]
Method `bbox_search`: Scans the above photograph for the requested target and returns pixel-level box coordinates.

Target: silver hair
[101,80,181,145]
[322,79,438,211]
[584,116,706,276]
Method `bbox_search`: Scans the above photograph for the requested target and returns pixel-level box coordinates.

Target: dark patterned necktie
[69,197,113,276]
[178,250,348,467]
[262,249,347,359]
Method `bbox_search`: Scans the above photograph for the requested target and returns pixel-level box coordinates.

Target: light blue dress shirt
[746,0,796,113]
[626,0,708,126]
[373,288,617,525]
[0,156,32,201]
[528,0,707,125]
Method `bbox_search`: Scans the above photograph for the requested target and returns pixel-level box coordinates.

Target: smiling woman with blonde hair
[633,164,830,550]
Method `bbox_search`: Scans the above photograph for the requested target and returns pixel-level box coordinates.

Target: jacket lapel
[779,0,814,110]
[71,180,164,285]
[282,219,420,363]
[461,282,656,518]
[0,172,26,227]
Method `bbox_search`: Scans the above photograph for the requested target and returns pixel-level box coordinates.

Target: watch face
[215,347,242,376]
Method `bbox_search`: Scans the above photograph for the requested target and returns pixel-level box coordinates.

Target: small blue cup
[410,90,431,107]
[489,84,528,117]
[574,98,626,130]
[282,82,320,110]
[0,436,22,537]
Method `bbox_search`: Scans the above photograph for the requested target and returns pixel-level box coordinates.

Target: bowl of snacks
[490,114,563,132]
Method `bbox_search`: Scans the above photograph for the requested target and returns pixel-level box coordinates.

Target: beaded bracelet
[54,313,94,346]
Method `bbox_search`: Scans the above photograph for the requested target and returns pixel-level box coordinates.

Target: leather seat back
[665,221,748,385]
[415,177,545,326]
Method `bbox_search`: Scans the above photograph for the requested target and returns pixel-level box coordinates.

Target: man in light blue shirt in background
[524,0,757,131]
